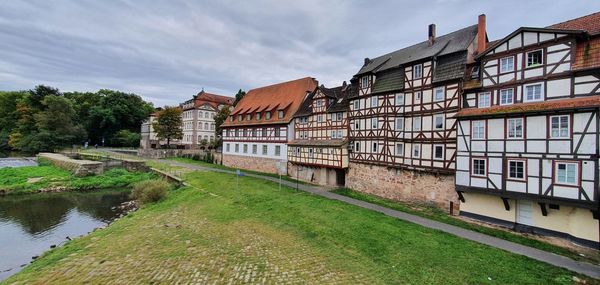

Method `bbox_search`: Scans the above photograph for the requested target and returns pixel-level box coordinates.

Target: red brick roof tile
[547,11,600,35]
[194,91,233,109]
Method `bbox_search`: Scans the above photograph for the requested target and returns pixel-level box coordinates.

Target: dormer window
[237,114,243,121]
[246,114,251,121]
[229,115,234,122]
[278,110,284,118]
[361,76,369,89]
[265,111,271,120]
[413,64,423,79]
[255,112,261,120]
[315,100,323,108]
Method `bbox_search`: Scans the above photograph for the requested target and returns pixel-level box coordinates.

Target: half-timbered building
[221,77,317,174]
[287,82,354,186]
[181,91,233,148]
[346,16,486,210]
[455,12,600,248]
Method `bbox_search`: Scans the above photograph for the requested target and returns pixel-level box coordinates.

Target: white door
[517,200,534,226]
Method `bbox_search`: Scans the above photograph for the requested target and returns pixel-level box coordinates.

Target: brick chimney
[477,14,486,54]
[428,24,436,46]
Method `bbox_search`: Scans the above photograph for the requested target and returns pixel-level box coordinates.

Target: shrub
[130,179,170,204]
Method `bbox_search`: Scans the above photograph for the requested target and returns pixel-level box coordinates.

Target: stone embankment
[38,152,103,176]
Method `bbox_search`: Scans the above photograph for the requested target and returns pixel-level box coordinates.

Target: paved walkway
[158,159,600,279]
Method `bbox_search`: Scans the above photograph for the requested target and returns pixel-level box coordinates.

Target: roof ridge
[547,11,600,29]
[249,77,315,92]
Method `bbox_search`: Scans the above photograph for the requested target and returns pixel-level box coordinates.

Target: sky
[1,1,599,107]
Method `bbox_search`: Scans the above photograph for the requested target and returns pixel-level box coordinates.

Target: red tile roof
[223,77,317,127]
[456,96,600,118]
[547,11,600,35]
[194,91,233,109]
[572,37,600,70]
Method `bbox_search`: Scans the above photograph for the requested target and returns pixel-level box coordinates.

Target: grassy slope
[5,170,595,284]
[0,165,155,194]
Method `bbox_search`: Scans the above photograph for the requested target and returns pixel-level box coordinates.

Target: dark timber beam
[457,191,465,203]
[501,197,510,211]
[539,203,548,216]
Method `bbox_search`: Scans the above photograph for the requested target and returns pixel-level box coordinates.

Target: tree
[111,130,141,147]
[213,105,231,138]
[233,89,246,106]
[152,107,182,148]
[33,96,86,151]
[0,91,26,151]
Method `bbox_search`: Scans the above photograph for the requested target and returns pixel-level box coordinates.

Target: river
[0,190,131,281]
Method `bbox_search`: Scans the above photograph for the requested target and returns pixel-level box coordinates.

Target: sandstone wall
[222,154,280,174]
[288,163,340,186]
[38,153,104,177]
[346,162,458,213]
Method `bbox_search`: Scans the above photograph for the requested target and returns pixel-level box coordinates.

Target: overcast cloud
[1,0,598,106]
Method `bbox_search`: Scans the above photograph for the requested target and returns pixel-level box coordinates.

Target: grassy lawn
[4,170,596,284]
[0,163,156,194]
[332,188,600,264]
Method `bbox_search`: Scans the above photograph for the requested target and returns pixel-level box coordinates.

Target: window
[415,91,422,101]
[256,113,261,120]
[262,145,268,155]
[361,76,369,89]
[478,92,491,107]
[372,142,378,153]
[555,162,578,185]
[235,144,239,153]
[353,100,360,110]
[315,100,323,107]
[434,145,444,160]
[275,146,281,156]
[246,114,251,121]
[550,115,569,138]
[331,131,337,139]
[252,144,257,154]
[354,142,360,152]
[396,94,404,105]
[371,117,378,129]
[500,56,514,73]
[225,143,230,152]
[524,84,543,102]
[243,144,248,153]
[434,115,444,130]
[354,120,360,130]
[508,160,525,180]
[434,87,445,102]
[396,143,404,156]
[499,89,514,105]
[472,159,486,176]
[337,130,343,138]
[507,118,523,139]
[265,112,271,120]
[413,117,421,131]
[413,64,423,79]
[526,50,543,67]
[472,120,485,139]
[204,123,209,130]
[229,115,234,122]
[395,118,404,131]
[412,145,420,158]
[336,113,343,121]
[371,96,378,107]
[274,128,281,137]
[210,123,214,130]
[317,115,323,122]
[238,114,243,121]
[278,110,284,118]
[198,123,203,130]
[308,148,314,158]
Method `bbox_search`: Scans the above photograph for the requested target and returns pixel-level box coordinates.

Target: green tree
[0,91,26,151]
[152,107,182,148]
[33,96,86,151]
[111,130,141,147]
[212,105,230,149]
[233,89,246,106]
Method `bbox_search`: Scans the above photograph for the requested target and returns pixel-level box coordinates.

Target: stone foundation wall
[222,154,280,174]
[38,153,104,177]
[288,163,339,186]
[346,162,459,213]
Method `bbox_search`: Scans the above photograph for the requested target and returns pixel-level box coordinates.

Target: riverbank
[4,169,597,284]
[0,163,156,195]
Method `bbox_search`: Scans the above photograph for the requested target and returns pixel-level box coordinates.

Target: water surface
[0,190,130,281]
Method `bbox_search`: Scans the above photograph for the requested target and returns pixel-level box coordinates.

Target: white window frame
[472,158,486,177]
[499,88,514,105]
[262,145,268,155]
[412,144,421,158]
[413,117,421,131]
[413,64,423,79]
[478,92,491,108]
[395,117,404,131]
[396,94,404,106]
[395,143,404,156]
[524,83,543,102]
[507,118,523,139]
[355,142,360,152]
[415,91,422,101]
[275,145,281,156]
[434,114,444,130]
[507,159,526,181]
[372,142,378,153]
[371,96,378,107]
[354,120,360,130]
[361,76,369,89]
[555,161,578,186]
[526,49,543,67]
[472,120,485,140]
[433,145,444,160]
[500,56,514,73]
[371,117,378,129]
[353,100,360,110]
[434,87,445,102]
[550,115,570,138]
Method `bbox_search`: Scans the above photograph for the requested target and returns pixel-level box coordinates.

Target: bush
[111,130,141,147]
[130,179,170,204]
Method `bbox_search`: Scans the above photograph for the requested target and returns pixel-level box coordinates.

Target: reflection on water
[0,190,130,281]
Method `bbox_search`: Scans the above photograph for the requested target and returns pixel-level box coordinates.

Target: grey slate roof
[371,68,404,94]
[433,51,468,84]
[356,24,478,76]
[293,84,353,118]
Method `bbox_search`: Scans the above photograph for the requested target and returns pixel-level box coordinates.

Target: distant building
[181,91,233,148]
[221,77,317,173]
[456,12,600,248]
[140,111,159,149]
[287,82,354,186]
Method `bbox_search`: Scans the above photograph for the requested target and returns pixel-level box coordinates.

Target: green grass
[332,188,600,264]
[5,170,597,284]
[0,164,156,194]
